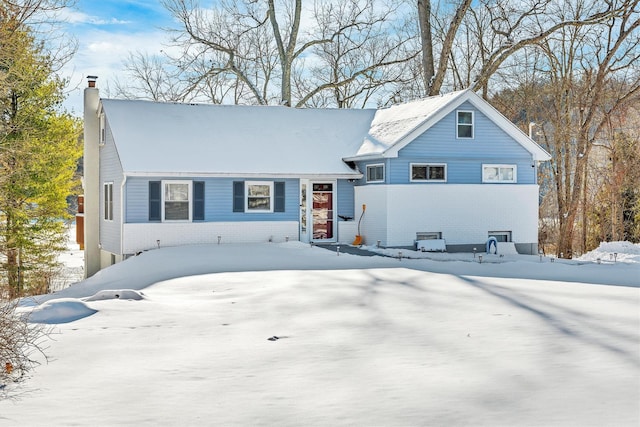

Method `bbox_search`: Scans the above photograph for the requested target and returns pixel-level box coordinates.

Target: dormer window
[457,111,474,139]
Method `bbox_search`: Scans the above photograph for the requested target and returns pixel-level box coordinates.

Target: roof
[348,89,551,161]
[100,99,377,178]
[100,91,550,178]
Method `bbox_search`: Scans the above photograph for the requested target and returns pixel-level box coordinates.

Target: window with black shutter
[233,181,245,212]
[274,182,285,212]
[193,181,205,221]
[149,181,161,221]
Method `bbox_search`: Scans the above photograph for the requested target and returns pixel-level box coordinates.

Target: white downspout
[120,175,127,259]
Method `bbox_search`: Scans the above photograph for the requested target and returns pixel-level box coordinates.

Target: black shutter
[233,181,244,212]
[193,181,205,221]
[274,182,285,212]
[149,181,161,221]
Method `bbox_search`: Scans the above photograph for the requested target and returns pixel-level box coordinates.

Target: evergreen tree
[0,18,82,298]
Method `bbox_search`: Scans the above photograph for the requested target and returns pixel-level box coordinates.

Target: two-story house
[81,77,550,277]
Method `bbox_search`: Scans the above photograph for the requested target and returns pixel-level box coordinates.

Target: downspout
[120,174,127,259]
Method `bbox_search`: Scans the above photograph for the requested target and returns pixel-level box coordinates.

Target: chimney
[87,75,98,88]
[83,75,101,278]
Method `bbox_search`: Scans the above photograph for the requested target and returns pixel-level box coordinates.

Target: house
[81,76,550,277]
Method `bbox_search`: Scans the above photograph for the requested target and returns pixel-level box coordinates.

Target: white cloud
[57,9,131,26]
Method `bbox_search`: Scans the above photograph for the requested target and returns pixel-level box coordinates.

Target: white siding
[352,185,388,247]
[337,221,358,244]
[123,222,298,254]
[355,184,539,247]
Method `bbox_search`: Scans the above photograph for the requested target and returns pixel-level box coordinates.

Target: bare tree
[414,0,627,98]
[0,299,49,392]
[417,0,471,96]
[121,0,415,107]
[296,0,417,107]
[493,0,639,258]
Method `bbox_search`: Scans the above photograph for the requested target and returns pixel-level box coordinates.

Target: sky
[58,0,175,114]
[1,232,638,425]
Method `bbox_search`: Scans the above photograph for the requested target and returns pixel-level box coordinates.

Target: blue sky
[60,0,174,113]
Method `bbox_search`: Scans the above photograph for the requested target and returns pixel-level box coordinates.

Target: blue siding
[389,158,535,184]
[337,179,355,220]
[356,101,535,186]
[126,178,299,223]
[355,159,391,186]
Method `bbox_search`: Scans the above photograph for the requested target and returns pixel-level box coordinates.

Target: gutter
[122,171,364,180]
[120,174,127,257]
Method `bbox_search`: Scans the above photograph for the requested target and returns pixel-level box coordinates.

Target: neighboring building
[81,77,551,277]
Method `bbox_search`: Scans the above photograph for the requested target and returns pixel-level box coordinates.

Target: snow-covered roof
[101,91,550,177]
[349,89,551,161]
[100,99,377,177]
[356,90,466,157]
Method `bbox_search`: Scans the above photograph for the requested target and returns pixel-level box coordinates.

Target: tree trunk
[429,0,472,96]
[417,0,434,92]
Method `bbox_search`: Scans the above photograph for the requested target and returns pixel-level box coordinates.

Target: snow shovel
[352,204,366,246]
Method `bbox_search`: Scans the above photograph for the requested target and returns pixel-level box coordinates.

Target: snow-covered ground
[1,238,638,426]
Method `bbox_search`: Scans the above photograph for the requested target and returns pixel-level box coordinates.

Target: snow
[25,299,97,324]
[1,239,639,425]
[358,90,465,156]
[576,241,640,264]
[101,99,375,177]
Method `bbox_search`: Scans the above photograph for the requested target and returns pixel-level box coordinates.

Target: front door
[311,183,335,241]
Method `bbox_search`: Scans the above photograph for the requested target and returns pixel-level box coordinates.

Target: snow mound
[577,241,640,264]
[27,299,98,324]
[84,289,145,302]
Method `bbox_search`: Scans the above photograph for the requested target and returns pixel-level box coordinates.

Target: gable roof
[100,99,377,178]
[346,89,551,162]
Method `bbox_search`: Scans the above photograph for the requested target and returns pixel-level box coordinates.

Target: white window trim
[162,180,192,222]
[482,164,517,183]
[456,110,474,139]
[245,181,274,213]
[410,163,447,182]
[103,182,113,221]
[489,231,512,242]
[366,164,385,183]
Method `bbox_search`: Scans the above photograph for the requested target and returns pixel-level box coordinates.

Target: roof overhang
[124,171,363,180]
[350,90,551,162]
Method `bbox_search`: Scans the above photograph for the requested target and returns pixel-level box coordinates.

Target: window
[103,182,113,220]
[416,232,441,240]
[99,114,106,145]
[482,164,517,183]
[457,111,474,138]
[164,181,191,221]
[411,164,447,182]
[246,181,273,212]
[489,231,511,242]
[366,164,384,182]
[149,181,204,221]
[233,181,286,213]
